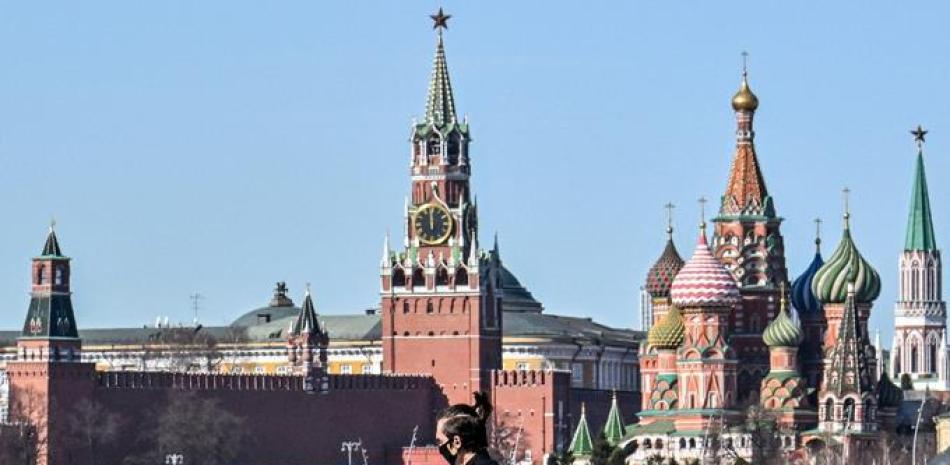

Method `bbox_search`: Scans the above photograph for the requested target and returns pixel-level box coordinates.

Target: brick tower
[711,59,788,399]
[286,288,330,393]
[6,225,96,465]
[380,10,502,405]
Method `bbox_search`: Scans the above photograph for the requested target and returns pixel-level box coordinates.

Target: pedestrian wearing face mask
[434,392,498,465]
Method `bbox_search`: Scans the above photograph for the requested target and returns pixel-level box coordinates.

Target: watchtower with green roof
[892,126,946,387]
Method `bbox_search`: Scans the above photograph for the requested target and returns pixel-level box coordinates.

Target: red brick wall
[73,372,445,465]
[490,370,571,465]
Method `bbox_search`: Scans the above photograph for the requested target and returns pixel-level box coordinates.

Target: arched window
[689,438,696,449]
[912,342,919,373]
[844,398,855,422]
[930,340,938,373]
[679,438,686,449]
[825,399,834,421]
[426,301,434,314]
[36,266,45,285]
[54,267,63,285]
[895,347,902,374]
[655,439,663,449]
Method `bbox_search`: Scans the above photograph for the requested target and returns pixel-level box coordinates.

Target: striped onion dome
[790,241,824,316]
[645,234,685,298]
[762,293,802,348]
[670,228,741,308]
[811,219,881,304]
[647,306,685,349]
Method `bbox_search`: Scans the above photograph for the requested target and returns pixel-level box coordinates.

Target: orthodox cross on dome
[664,202,675,236]
[911,125,928,151]
[430,7,451,33]
[842,187,851,226]
[741,50,749,77]
[814,217,823,248]
[698,196,707,228]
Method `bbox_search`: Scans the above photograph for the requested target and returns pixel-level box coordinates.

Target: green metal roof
[905,151,938,251]
[604,394,625,446]
[569,406,594,456]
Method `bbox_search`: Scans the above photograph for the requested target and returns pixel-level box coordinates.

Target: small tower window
[824,399,834,421]
[54,267,63,286]
[36,266,46,285]
[426,301,434,314]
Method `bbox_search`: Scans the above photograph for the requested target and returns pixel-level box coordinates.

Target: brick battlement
[97,371,305,391]
[328,373,435,390]
[491,369,569,387]
[95,371,437,392]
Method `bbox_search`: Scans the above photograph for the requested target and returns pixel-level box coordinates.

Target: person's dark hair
[438,391,492,451]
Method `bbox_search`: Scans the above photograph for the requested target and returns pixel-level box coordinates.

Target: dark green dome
[812,222,880,304]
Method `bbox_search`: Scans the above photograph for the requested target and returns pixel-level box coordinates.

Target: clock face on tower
[413,203,452,245]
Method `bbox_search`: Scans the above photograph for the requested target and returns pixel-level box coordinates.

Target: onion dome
[670,226,741,308]
[762,291,802,348]
[812,215,881,304]
[877,367,904,408]
[645,226,685,298]
[731,73,759,112]
[791,234,824,316]
[647,306,685,350]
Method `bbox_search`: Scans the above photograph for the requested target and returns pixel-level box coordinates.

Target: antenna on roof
[190,292,204,326]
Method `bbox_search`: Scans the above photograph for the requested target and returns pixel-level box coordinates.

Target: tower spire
[425,8,457,128]
[905,126,937,251]
[722,52,769,218]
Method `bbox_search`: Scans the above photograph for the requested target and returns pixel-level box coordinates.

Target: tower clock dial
[413,203,452,245]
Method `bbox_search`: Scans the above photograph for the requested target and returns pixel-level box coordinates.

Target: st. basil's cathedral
[617,56,946,463]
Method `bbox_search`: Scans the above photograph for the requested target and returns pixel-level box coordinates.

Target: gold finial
[842,187,851,228]
[664,202,675,237]
[911,125,928,151]
[731,51,759,112]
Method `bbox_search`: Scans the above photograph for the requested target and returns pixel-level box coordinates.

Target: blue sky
[0,2,945,348]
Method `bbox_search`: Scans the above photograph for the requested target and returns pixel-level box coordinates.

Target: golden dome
[731,75,759,111]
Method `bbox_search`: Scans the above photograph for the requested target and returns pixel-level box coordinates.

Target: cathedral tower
[791,220,827,389]
[380,10,502,405]
[644,204,685,328]
[892,126,946,387]
[669,215,741,430]
[711,59,788,397]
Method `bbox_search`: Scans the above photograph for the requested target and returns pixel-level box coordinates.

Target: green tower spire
[603,392,625,446]
[569,403,594,456]
[905,131,937,251]
[425,9,457,128]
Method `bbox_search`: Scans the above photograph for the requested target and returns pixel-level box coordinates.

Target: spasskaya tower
[379,9,502,406]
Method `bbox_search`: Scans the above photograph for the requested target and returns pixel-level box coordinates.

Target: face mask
[438,439,457,464]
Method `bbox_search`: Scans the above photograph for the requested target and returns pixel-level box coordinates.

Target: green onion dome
[647,306,685,350]
[811,220,881,304]
[762,293,802,348]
